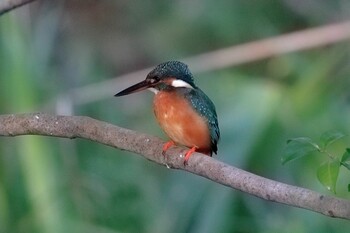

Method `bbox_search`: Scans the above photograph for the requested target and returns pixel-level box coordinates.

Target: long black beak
[114,80,152,97]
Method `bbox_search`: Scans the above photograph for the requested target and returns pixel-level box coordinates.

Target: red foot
[162,141,175,156]
[183,146,197,165]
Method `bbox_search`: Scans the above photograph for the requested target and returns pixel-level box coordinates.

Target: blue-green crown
[147,61,196,88]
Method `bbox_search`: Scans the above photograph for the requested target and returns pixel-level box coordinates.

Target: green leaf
[348,184,350,192]
[317,160,340,193]
[341,148,350,170]
[320,130,346,149]
[341,148,350,162]
[342,163,350,170]
[282,137,320,164]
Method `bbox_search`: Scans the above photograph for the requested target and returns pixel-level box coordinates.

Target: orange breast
[153,90,211,153]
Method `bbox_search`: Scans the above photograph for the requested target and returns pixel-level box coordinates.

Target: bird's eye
[148,76,159,84]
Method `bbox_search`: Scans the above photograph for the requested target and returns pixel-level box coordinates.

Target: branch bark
[1,113,349,220]
[0,0,37,16]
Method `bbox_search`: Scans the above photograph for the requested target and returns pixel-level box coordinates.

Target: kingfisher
[115,61,220,165]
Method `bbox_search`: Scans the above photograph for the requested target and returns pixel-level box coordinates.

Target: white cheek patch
[148,88,159,94]
[171,80,193,89]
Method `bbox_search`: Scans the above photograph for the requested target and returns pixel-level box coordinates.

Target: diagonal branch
[0,0,37,16]
[0,113,349,220]
[68,21,350,105]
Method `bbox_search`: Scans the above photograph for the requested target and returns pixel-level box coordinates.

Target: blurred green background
[1,1,350,232]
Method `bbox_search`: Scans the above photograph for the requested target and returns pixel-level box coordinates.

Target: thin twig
[0,113,349,220]
[67,21,350,105]
[0,0,37,16]
[184,21,350,72]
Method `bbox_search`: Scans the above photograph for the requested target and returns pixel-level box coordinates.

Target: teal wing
[184,88,220,154]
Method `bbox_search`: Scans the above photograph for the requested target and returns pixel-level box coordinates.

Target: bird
[115,61,220,165]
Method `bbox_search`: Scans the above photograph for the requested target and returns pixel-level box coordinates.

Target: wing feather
[183,88,220,154]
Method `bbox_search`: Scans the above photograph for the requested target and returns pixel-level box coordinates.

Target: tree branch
[0,113,349,220]
[67,21,350,105]
[0,0,37,16]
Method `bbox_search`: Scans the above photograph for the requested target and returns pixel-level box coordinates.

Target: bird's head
[115,61,196,96]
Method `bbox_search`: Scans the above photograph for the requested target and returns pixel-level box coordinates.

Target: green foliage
[283,130,349,193]
[282,137,320,164]
[341,148,350,170]
[320,130,346,149]
[317,160,340,193]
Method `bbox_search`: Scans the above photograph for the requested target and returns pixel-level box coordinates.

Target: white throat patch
[148,88,159,94]
[171,80,193,89]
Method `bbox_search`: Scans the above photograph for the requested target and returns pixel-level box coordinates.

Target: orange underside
[153,90,211,155]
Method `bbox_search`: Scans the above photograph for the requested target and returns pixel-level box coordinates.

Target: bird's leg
[162,140,175,156]
[183,146,198,165]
